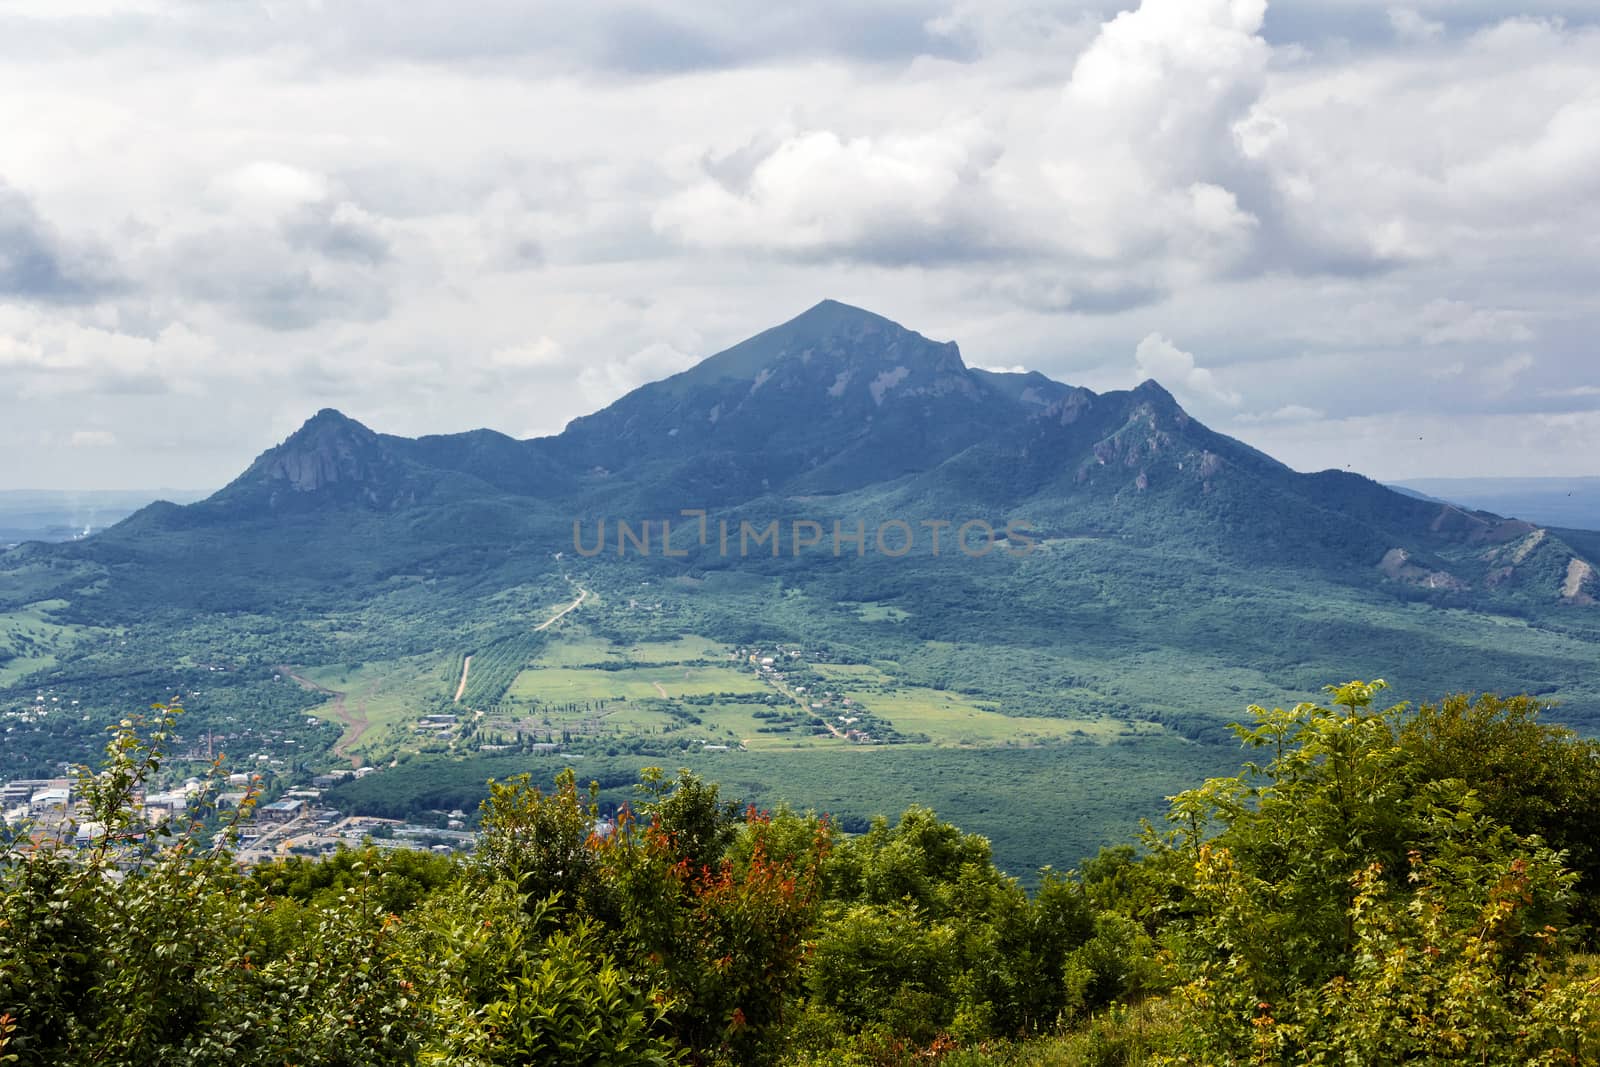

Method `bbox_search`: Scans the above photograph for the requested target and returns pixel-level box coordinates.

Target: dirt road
[453,655,473,703]
[280,667,369,766]
[536,587,588,632]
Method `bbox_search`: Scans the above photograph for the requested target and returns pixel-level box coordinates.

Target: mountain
[77,300,1599,609]
[1392,477,1600,534]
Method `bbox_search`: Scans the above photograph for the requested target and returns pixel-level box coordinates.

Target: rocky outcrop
[1563,558,1597,605]
[1379,547,1468,591]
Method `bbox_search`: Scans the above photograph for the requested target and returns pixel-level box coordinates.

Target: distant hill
[1393,478,1600,533]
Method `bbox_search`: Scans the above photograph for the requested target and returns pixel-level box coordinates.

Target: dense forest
[4,681,1600,1065]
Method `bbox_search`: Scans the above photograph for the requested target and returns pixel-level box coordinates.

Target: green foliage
[635,766,742,873]
[796,807,1125,1055]
[400,884,680,1065]
[475,769,609,914]
[1397,691,1600,932]
[6,683,1600,1065]
[249,845,459,914]
[606,796,830,1064]
[0,709,419,1066]
[1155,681,1600,1063]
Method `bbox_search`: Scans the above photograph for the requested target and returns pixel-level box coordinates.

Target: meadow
[507,664,767,703]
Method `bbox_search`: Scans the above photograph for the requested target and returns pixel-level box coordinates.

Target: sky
[1,0,1598,490]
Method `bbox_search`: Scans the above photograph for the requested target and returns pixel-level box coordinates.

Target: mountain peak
[290,408,372,439]
[1131,379,1176,403]
[668,299,966,392]
[214,408,417,513]
[787,298,899,332]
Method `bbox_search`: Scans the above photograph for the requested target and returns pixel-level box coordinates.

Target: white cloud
[488,337,564,369]
[576,342,699,407]
[656,0,1272,286]
[1480,351,1535,393]
[654,126,997,261]
[69,430,117,447]
[1134,333,1241,406]
[1418,300,1534,346]
[1388,8,1445,42]
[0,0,1597,486]
[214,162,331,219]
[1236,403,1326,423]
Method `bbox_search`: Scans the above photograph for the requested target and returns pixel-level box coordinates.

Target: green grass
[529,632,737,668]
[511,700,679,736]
[702,701,844,750]
[0,600,98,688]
[622,636,736,663]
[859,687,1152,746]
[508,664,767,703]
[298,654,456,755]
[530,633,617,667]
[812,663,898,685]
[487,696,844,752]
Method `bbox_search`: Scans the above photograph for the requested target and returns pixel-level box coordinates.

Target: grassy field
[508,664,767,703]
[298,654,455,756]
[529,632,737,667]
[497,696,847,752]
[705,702,844,750]
[528,633,616,667]
[858,687,1153,746]
[512,699,680,737]
[621,636,736,663]
[0,600,96,688]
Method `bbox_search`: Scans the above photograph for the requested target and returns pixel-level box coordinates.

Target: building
[2,779,57,806]
[30,788,71,814]
[143,789,191,815]
[259,799,307,823]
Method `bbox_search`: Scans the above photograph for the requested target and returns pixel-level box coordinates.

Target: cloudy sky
[2,0,1597,490]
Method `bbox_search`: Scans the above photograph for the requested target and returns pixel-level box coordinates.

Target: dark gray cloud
[0,179,120,303]
[166,228,390,331]
[282,204,391,266]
